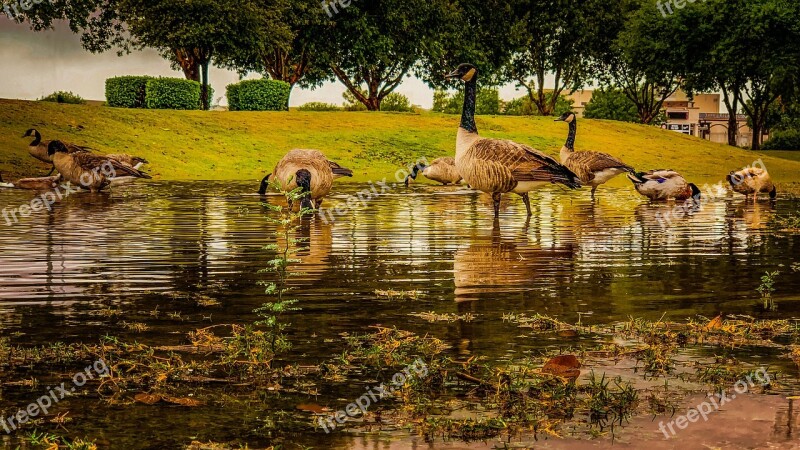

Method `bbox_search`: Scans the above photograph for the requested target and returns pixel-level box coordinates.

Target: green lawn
[2,99,800,187]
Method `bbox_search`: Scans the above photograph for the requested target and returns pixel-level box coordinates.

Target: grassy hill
[2,99,799,189]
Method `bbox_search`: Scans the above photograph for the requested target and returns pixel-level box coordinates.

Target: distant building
[566,89,760,146]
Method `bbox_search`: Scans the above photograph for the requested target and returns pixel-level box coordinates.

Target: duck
[104,154,149,170]
[258,149,353,209]
[726,167,776,201]
[445,64,581,217]
[404,157,462,186]
[627,169,701,202]
[0,173,61,190]
[554,112,634,199]
[23,129,91,174]
[48,140,151,192]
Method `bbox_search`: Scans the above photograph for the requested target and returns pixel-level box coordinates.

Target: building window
[667,111,688,120]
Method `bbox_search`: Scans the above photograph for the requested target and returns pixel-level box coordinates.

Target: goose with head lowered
[48,141,151,193]
[627,169,701,202]
[0,173,61,190]
[554,112,634,200]
[258,149,353,210]
[726,167,776,202]
[23,128,91,175]
[445,64,581,217]
[404,157,462,186]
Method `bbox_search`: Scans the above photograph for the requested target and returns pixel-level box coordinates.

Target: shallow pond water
[0,181,799,448]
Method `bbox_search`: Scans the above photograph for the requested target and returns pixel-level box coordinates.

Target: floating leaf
[296,403,327,413]
[134,393,162,405]
[163,396,204,407]
[705,315,723,331]
[542,355,581,380]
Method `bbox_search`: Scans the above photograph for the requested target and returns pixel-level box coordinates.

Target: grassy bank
[2,99,800,185]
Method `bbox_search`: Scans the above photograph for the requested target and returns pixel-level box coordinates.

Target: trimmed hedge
[227,79,290,111]
[106,76,152,108]
[145,78,202,110]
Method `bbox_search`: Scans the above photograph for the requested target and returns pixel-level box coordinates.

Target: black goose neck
[461,78,477,133]
[31,131,41,146]
[565,119,576,150]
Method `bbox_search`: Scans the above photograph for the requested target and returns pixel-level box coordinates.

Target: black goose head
[689,183,701,199]
[445,63,478,83]
[258,174,271,195]
[23,128,41,145]
[295,169,313,210]
[769,186,777,199]
[47,140,68,156]
[554,112,576,123]
[404,162,428,186]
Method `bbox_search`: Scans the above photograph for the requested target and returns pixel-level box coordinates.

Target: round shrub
[145,78,202,110]
[380,92,412,112]
[38,91,85,105]
[106,76,152,108]
[227,79,290,111]
[762,129,800,150]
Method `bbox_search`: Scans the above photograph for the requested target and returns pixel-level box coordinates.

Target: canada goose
[23,129,91,174]
[627,170,701,202]
[404,157,462,186]
[259,149,353,209]
[0,173,61,190]
[726,167,776,202]
[105,154,149,170]
[554,112,634,199]
[48,141,151,192]
[445,64,580,217]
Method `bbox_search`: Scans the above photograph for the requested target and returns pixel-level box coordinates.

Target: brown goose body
[447,64,579,217]
[726,167,775,201]
[49,141,151,192]
[267,149,352,208]
[555,113,633,198]
[105,154,149,169]
[627,169,700,201]
[0,174,61,190]
[24,129,90,163]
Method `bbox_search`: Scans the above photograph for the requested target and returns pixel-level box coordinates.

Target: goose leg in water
[492,193,502,217]
[314,199,323,209]
[591,186,598,201]
[45,166,55,177]
[520,193,532,216]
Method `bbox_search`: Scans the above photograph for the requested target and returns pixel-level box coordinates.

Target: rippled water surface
[0,181,799,448]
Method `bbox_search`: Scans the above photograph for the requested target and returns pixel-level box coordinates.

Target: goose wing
[70,153,152,179]
[106,154,149,167]
[327,160,353,177]
[629,169,682,184]
[567,151,633,181]
[473,139,581,188]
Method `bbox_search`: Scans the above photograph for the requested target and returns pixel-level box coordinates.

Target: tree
[323,0,450,111]
[504,0,608,116]
[594,0,681,124]
[223,0,330,94]
[583,87,640,122]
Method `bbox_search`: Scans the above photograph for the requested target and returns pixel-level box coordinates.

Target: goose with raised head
[0,173,61,190]
[445,64,581,217]
[726,167,776,202]
[259,149,353,209]
[404,157,462,186]
[48,141,152,193]
[555,112,634,199]
[627,169,701,202]
[23,129,91,175]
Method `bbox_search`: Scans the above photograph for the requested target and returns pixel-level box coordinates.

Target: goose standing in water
[726,167,776,202]
[555,112,634,200]
[259,149,352,210]
[627,170,701,202]
[23,129,91,175]
[48,141,151,192]
[404,157,462,186]
[446,64,580,218]
[0,173,61,190]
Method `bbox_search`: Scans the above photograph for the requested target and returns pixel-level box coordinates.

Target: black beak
[444,70,460,79]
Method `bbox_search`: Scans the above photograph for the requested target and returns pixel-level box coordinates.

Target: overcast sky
[0,19,536,108]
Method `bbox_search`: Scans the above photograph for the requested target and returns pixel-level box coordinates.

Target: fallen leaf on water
[163,396,204,407]
[134,393,162,405]
[542,355,581,380]
[557,329,578,338]
[706,315,723,331]
[296,403,327,414]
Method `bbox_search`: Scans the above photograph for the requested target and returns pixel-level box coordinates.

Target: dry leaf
[134,393,163,405]
[163,396,204,407]
[542,355,581,380]
[705,315,723,331]
[296,403,327,414]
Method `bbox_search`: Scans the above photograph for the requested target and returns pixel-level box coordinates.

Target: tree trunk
[201,61,210,111]
[174,49,201,82]
[720,85,739,146]
[751,121,762,150]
